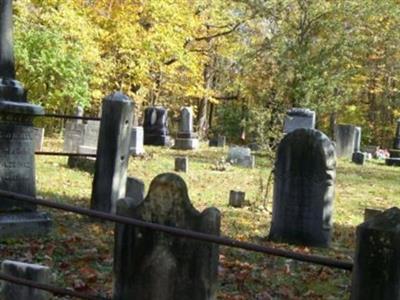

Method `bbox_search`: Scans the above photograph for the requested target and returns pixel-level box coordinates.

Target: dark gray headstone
[175,156,188,172]
[227,146,255,168]
[0,260,51,300]
[91,92,133,213]
[269,129,336,247]
[129,126,145,156]
[143,107,171,146]
[229,190,245,208]
[334,124,358,158]
[393,119,400,149]
[209,135,226,148]
[352,151,366,165]
[351,208,400,300]
[174,107,199,150]
[283,108,316,134]
[0,0,51,238]
[113,173,220,300]
[126,177,144,203]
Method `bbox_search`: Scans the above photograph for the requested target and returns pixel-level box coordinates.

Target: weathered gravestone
[351,207,400,300]
[126,177,145,203]
[386,120,400,166]
[63,106,84,153]
[78,120,100,155]
[32,127,44,151]
[174,106,199,150]
[209,135,225,147]
[91,92,133,213]
[229,190,245,208]
[334,124,359,158]
[351,127,367,165]
[283,108,316,134]
[143,106,171,146]
[227,146,255,168]
[175,156,188,172]
[129,126,145,156]
[0,260,51,300]
[269,129,336,247]
[0,0,51,237]
[113,173,220,300]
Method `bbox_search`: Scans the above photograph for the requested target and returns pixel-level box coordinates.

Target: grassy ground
[1,138,400,299]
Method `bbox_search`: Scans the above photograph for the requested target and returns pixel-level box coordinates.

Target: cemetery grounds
[1,138,399,300]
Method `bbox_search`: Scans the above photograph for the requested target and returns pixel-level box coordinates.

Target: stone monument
[174,106,199,150]
[386,120,400,166]
[143,106,171,146]
[283,108,316,134]
[334,124,359,158]
[351,127,367,165]
[227,146,255,168]
[91,92,133,213]
[113,173,220,300]
[129,126,145,156]
[269,129,336,247]
[0,0,51,237]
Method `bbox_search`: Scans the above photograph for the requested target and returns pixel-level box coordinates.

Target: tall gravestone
[351,208,400,300]
[143,106,171,146]
[63,106,85,153]
[386,120,400,166]
[283,108,316,134]
[334,124,358,158]
[91,92,133,213]
[113,173,220,300]
[0,0,51,237]
[269,129,336,247]
[174,106,199,150]
[351,127,366,165]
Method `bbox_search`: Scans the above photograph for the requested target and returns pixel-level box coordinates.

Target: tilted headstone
[283,108,316,134]
[175,156,188,172]
[0,0,51,237]
[351,208,400,300]
[91,92,133,213]
[174,106,199,150]
[129,126,145,156]
[334,124,358,158]
[113,173,220,300]
[143,106,171,146]
[227,146,255,168]
[0,260,51,300]
[269,129,336,247]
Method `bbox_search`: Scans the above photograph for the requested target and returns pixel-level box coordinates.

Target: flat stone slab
[0,212,52,239]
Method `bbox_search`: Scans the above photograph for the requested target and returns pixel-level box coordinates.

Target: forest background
[13,0,400,149]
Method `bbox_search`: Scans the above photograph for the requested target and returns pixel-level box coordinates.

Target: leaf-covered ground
[1,138,400,299]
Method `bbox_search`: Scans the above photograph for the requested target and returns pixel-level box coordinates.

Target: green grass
[2,138,400,299]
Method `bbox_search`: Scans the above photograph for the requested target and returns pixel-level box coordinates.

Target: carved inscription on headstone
[269,129,336,247]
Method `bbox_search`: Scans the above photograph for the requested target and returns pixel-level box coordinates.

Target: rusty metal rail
[0,272,109,300]
[35,151,97,157]
[0,189,354,271]
[39,113,101,121]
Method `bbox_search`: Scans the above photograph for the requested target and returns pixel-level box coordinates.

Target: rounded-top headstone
[269,128,336,247]
[104,91,131,102]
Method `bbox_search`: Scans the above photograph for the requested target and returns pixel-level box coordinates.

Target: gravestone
[91,92,133,213]
[143,106,171,146]
[0,0,51,237]
[175,156,188,172]
[334,124,358,158]
[0,260,51,300]
[229,191,245,208]
[174,106,199,150]
[351,127,366,165]
[209,135,226,147]
[63,106,85,153]
[351,208,400,300]
[79,120,100,154]
[227,146,255,168]
[129,126,145,156]
[283,108,316,134]
[386,120,400,166]
[113,173,220,300]
[269,129,336,247]
[126,177,145,203]
[33,127,44,151]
